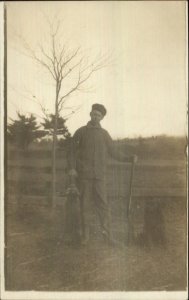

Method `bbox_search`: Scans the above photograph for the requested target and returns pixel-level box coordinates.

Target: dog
[136,199,166,248]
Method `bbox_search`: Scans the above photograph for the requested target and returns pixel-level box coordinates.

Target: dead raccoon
[65,183,81,245]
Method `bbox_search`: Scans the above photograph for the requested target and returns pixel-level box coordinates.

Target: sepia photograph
[0,1,188,299]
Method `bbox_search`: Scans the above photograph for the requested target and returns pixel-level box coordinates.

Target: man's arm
[105,131,137,163]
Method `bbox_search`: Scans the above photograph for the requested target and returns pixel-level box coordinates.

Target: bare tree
[14,18,110,208]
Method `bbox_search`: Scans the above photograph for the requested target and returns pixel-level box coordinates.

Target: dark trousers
[78,179,110,240]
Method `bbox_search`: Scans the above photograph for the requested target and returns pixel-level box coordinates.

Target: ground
[5,195,187,291]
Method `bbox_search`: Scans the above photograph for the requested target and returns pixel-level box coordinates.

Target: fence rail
[6,149,187,207]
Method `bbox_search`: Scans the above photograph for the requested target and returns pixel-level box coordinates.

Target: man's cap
[92,103,107,116]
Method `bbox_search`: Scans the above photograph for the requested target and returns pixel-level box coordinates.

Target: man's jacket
[69,121,130,180]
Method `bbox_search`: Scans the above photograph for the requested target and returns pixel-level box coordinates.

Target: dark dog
[136,199,166,248]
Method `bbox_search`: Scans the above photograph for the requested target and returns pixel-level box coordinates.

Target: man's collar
[87,121,101,129]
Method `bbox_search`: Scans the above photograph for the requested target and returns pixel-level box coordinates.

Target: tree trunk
[52,92,58,208]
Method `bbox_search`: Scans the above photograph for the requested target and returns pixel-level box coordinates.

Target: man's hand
[132,155,138,163]
[68,169,78,177]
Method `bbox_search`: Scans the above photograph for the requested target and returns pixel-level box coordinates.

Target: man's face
[90,110,104,125]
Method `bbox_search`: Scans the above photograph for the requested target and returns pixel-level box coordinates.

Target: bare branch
[31,96,54,135]
[62,47,80,71]
[57,55,108,106]
[39,45,54,66]
[53,20,60,37]
[59,58,83,89]
[51,34,59,79]
[40,11,53,33]
[14,33,56,80]
[62,105,82,120]
[34,54,56,80]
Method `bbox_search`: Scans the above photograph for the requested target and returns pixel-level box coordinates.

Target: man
[69,103,137,245]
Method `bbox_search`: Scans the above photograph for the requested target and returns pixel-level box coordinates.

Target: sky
[6,1,187,138]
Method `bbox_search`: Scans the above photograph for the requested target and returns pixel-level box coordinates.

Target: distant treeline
[114,135,187,160]
[7,135,187,161]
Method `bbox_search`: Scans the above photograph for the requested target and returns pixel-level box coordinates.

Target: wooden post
[127,159,135,216]
[126,159,135,244]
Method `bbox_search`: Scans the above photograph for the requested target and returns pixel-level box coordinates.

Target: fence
[6,148,187,242]
[7,149,186,202]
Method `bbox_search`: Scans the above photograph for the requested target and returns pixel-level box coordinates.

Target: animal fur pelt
[65,183,81,245]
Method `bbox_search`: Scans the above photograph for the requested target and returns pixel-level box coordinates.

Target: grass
[5,193,187,291]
